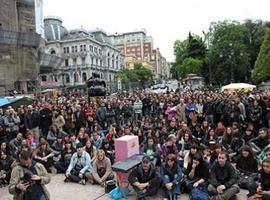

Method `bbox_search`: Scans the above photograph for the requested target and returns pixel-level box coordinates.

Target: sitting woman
[185,153,209,192]
[183,144,200,170]
[84,140,97,162]
[76,128,89,146]
[55,141,75,173]
[160,154,183,200]
[141,136,161,166]
[91,149,114,185]
[236,146,258,175]
[102,139,114,164]
[248,158,270,200]
[33,137,57,173]
[0,150,15,186]
[47,124,67,146]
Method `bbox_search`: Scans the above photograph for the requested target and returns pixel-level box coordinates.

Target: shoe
[64,177,71,182]
[79,179,86,185]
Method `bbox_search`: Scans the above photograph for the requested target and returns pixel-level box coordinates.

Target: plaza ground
[0,174,247,200]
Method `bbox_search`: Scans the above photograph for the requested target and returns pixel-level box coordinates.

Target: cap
[142,155,151,162]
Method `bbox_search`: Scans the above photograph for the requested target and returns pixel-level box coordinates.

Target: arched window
[82,72,87,82]
[50,49,56,55]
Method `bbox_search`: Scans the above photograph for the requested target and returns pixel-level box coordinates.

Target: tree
[208,21,250,84]
[172,34,206,80]
[117,63,154,88]
[179,57,203,78]
[252,28,270,84]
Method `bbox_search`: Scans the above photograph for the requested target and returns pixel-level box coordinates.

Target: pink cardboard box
[115,135,139,162]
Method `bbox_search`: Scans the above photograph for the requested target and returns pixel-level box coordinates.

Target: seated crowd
[0,90,270,200]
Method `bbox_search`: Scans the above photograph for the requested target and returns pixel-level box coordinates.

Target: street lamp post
[202,31,212,85]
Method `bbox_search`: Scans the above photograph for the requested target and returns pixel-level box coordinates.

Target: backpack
[191,187,211,200]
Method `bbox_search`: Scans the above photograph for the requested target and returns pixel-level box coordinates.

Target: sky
[43,0,270,62]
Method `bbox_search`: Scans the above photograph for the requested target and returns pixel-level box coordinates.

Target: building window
[71,46,74,53]
[82,72,87,82]
[96,58,99,66]
[99,49,102,55]
[80,45,83,52]
[90,45,93,52]
[66,47,69,53]
[75,46,78,52]
[94,47,97,53]
[65,59,69,67]
[109,74,112,81]
[63,47,66,54]
[66,75,70,83]
[50,49,56,55]
[100,60,102,67]
[81,57,86,65]
[54,76,58,82]
[73,58,77,65]
[91,57,94,65]
[74,73,78,82]
[41,75,47,81]
[83,45,86,51]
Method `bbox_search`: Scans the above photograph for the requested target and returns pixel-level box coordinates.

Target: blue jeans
[40,194,47,200]
[163,175,181,198]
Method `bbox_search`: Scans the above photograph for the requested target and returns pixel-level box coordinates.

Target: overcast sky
[43,0,270,62]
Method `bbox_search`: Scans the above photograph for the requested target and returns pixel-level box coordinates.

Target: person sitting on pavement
[9,149,51,200]
[90,149,114,186]
[65,143,92,185]
[208,151,240,200]
[128,155,162,200]
[247,158,270,200]
[160,153,183,200]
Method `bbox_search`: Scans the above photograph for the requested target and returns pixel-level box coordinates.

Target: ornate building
[43,17,124,91]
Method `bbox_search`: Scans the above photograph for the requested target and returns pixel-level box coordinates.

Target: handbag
[238,173,258,189]
[191,187,211,200]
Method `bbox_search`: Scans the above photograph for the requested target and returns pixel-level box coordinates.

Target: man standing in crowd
[128,155,162,200]
[208,151,240,200]
[24,105,40,141]
[73,105,87,133]
[9,149,51,200]
[39,104,53,138]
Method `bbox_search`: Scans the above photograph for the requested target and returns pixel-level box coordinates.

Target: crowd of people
[0,89,270,200]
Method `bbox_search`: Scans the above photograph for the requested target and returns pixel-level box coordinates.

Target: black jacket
[128,164,160,185]
[209,161,237,188]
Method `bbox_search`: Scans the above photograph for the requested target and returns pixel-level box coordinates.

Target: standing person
[4,109,20,141]
[52,110,65,132]
[208,151,240,200]
[73,105,87,133]
[96,103,107,129]
[39,104,53,138]
[9,149,51,200]
[24,105,40,142]
[133,97,143,122]
[65,143,92,185]
[160,154,183,200]
[128,155,162,200]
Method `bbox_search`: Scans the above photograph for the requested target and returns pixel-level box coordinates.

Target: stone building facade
[0,0,41,95]
[43,17,123,91]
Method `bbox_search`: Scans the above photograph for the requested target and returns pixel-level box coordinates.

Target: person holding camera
[8,149,51,200]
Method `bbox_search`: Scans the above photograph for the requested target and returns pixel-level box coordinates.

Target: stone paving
[0,174,247,200]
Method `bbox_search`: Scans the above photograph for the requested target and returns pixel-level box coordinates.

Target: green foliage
[172,34,206,79]
[117,63,154,87]
[208,21,251,84]
[252,28,270,84]
[179,57,203,78]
